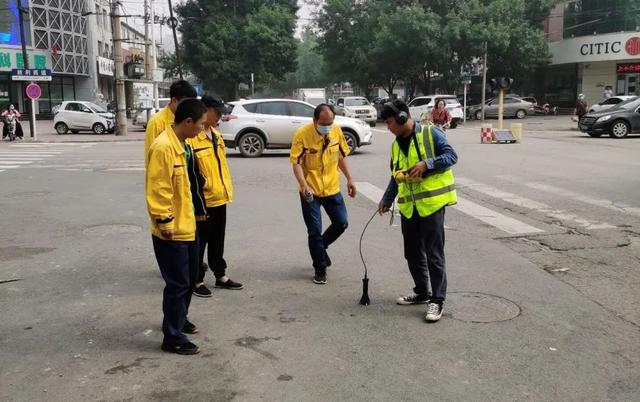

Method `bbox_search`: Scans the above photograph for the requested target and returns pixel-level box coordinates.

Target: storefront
[548,32,640,105]
[97,56,114,103]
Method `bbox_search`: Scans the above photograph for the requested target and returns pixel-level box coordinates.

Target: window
[345,97,370,106]
[66,102,80,111]
[604,98,622,105]
[242,103,258,113]
[504,98,519,104]
[409,98,430,107]
[257,102,288,116]
[289,102,314,117]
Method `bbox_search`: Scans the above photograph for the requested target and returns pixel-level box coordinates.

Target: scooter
[4,113,17,141]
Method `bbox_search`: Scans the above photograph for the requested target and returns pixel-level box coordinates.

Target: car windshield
[615,97,640,110]
[86,102,107,113]
[345,98,370,106]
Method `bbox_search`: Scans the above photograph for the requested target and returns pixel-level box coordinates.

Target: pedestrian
[290,103,357,285]
[188,94,243,297]
[377,100,458,323]
[144,80,197,163]
[603,85,613,100]
[146,98,208,355]
[427,99,452,129]
[574,93,588,123]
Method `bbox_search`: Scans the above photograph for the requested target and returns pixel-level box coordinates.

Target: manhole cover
[82,224,142,236]
[448,292,521,323]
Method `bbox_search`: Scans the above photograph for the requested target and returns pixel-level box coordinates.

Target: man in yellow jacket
[146,98,208,355]
[290,104,357,285]
[188,94,242,297]
[144,80,197,164]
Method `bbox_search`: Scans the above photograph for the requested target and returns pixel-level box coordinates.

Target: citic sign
[579,37,640,57]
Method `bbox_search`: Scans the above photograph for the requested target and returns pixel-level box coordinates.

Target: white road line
[355,181,539,234]
[457,177,615,230]
[452,198,544,235]
[0,152,59,155]
[0,157,46,160]
[9,143,96,147]
[0,161,33,165]
[521,182,640,218]
[0,165,19,168]
[104,167,145,171]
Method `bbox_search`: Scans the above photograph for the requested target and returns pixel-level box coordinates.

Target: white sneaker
[396,294,429,305]
[425,302,443,322]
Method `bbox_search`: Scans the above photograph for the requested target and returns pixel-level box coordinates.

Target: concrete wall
[581,61,616,105]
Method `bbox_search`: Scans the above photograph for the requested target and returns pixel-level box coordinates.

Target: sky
[119,0,316,52]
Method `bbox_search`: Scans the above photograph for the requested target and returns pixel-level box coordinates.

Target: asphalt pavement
[1,115,639,401]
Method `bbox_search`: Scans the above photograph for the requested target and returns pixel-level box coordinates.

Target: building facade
[540,0,640,107]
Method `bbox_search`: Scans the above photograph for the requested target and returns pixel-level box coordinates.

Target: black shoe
[161,341,201,355]
[324,250,332,268]
[182,320,199,335]
[193,284,212,298]
[214,278,243,290]
[313,268,327,285]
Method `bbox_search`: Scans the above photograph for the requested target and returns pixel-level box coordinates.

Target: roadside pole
[16,0,35,138]
[498,87,504,129]
[144,0,153,121]
[150,0,159,109]
[481,41,487,122]
[112,0,128,136]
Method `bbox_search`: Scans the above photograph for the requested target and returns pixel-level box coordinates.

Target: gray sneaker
[397,294,429,305]
[425,302,443,322]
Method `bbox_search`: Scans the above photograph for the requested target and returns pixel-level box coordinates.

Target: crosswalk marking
[0,143,95,174]
[355,181,543,235]
[0,161,34,164]
[456,177,615,230]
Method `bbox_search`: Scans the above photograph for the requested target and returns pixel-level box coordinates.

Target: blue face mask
[317,124,332,136]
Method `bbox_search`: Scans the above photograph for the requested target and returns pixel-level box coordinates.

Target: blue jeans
[299,192,349,270]
[152,236,199,345]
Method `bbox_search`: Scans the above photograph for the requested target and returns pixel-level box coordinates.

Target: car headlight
[597,115,611,123]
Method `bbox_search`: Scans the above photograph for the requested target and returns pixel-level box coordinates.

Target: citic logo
[625,37,640,56]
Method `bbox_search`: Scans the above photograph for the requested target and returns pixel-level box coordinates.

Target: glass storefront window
[564,0,640,39]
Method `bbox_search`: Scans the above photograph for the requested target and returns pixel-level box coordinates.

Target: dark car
[579,97,640,138]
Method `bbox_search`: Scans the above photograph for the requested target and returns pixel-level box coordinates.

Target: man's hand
[160,229,175,239]
[347,180,357,198]
[378,201,390,216]
[302,185,314,197]
[409,161,427,179]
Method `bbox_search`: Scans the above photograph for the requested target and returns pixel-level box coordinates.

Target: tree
[176,0,298,99]
[158,50,188,80]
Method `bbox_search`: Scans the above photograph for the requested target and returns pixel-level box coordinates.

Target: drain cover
[448,292,521,323]
[82,224,142,236]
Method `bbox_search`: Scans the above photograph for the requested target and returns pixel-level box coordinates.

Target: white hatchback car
[407,95,464,128]
[219,99,373,157]
[53,101,115,134]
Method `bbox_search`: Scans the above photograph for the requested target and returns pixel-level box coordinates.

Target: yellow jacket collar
[166,125,186,155]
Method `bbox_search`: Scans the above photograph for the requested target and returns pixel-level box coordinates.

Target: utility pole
[480,41,487,122]
[144,0,153,121]
[167,0,182,79]
[150,0,159,109]
[16,0,35,138]
[112,0,128,136]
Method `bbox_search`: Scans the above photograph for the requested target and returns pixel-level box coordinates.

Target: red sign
[625,37,640,56]
[25,83,42,100]
[617,63,640,73]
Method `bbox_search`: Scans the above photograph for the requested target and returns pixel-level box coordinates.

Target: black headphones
[386,101,409,125]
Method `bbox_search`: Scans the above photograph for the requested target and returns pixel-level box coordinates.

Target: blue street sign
[11,68,52,81]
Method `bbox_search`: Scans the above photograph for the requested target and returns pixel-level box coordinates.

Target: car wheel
[450,121,458,129]
[343,130,358,155]
[587,132,603,138]
[369,122,376,127]
[515,109,526,119]
[238,132,265,157]
[475,110,482,120]
[609,120,630,138]
[55,122,68,135]
[93,123,106,135]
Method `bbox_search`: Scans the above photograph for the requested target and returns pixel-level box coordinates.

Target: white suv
[54,101,115,134]
[219,99,373,157]
[133,98,170,128]
[335,96,378,126]
[407,95,464,128]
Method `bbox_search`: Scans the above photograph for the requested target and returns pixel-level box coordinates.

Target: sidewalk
[16,119,146,143]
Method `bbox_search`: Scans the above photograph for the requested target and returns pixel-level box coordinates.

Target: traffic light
[489,78,499,92]
[500,77,514,90]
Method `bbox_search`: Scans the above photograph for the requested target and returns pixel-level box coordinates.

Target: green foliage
[176,0,298,99]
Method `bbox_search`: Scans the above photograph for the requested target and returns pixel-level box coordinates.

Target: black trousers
[196,204,228,282]
[400,207,447,302]
[152,235,199,345]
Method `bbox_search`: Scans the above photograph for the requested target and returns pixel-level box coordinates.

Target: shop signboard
[550,32,640,65]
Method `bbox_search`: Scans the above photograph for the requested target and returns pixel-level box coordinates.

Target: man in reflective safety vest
[378,100,458,323]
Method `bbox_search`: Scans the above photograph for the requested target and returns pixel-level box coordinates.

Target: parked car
[53,101,115,134]
[334,96,377,127]
[407,95,464,128]
[579,96,640,138]
[133,98,170,128]
[588,95,637,113]
[219,99,373,157]
[468,97,534,120]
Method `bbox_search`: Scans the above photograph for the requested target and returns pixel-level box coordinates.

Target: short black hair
[313,103,335,120]
[380,99,410,121]
[174,98,207,124]
[169,80,197,100]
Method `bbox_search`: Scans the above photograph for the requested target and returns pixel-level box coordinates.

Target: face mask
[317,124,332,136]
